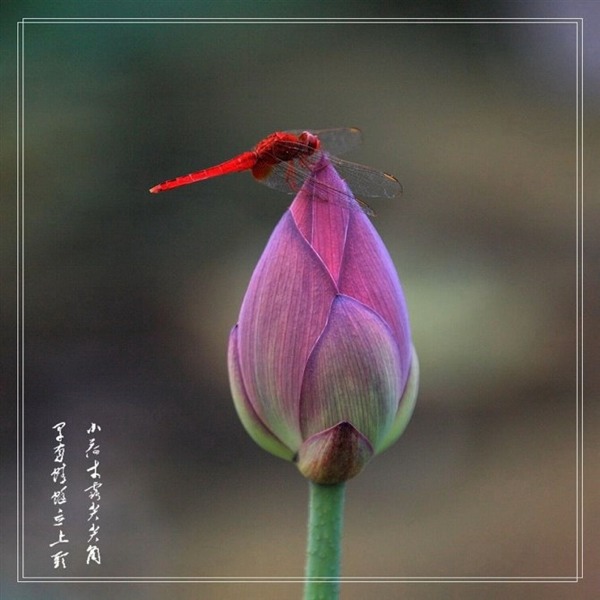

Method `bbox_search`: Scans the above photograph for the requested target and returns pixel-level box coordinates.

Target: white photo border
[16,16,584,584]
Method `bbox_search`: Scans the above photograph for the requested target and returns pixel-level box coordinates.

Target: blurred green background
[2,2,598,599]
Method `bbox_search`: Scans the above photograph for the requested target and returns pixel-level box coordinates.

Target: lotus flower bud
[228,157,418,484]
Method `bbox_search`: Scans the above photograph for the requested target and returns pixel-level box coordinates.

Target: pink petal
[290,163,352,283]
[227,326,294,460]
[376,345,420,454]
[237,211,337,451]
[338,212,412,386]
[299,295,403,449]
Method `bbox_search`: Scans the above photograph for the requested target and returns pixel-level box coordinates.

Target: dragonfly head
[298,131,320,152]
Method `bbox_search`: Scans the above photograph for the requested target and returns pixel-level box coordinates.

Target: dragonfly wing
[253,152,374,214]
[327,155,402,199]
[252,157,312,194]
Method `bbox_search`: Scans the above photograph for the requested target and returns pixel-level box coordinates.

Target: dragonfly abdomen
[149,151,257,193]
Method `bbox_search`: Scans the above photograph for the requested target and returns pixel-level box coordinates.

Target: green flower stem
[303,481,346,600]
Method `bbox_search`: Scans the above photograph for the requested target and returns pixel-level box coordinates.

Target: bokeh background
[2,2,599,599]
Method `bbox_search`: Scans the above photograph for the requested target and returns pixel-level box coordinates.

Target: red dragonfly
[149,128,401,214]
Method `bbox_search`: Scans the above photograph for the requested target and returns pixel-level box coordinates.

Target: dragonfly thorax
[254,131,320,167]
